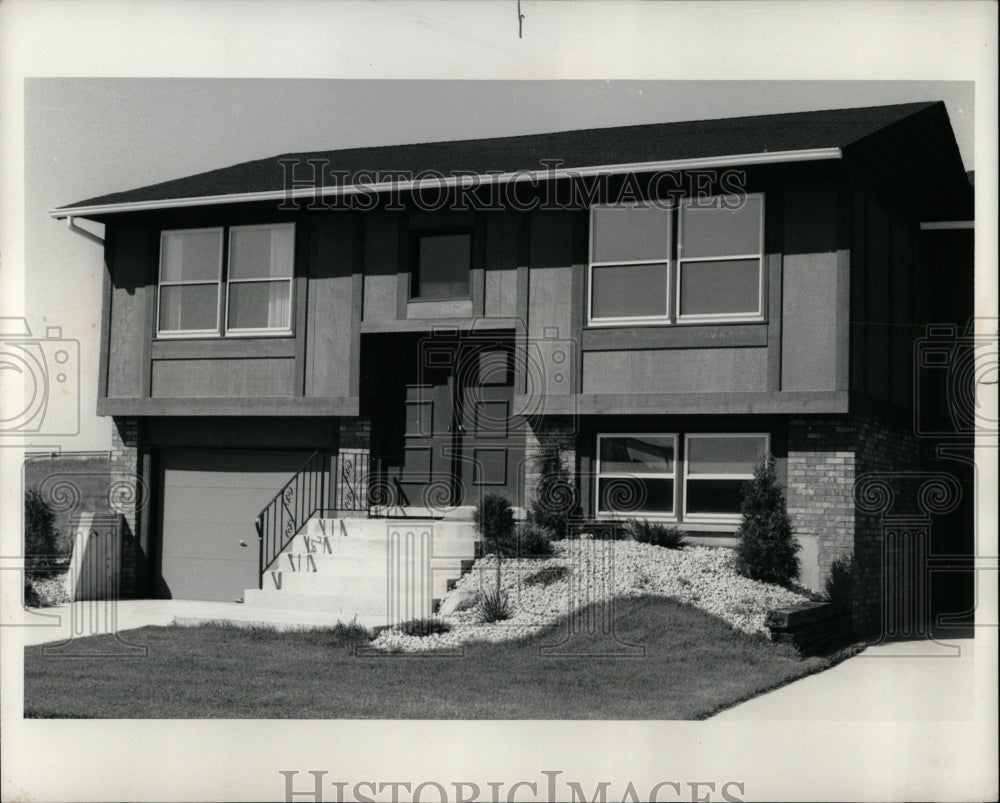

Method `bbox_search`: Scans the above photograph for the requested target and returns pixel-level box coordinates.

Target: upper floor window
[156,223,294,338]
[411,231,472,300]
[588,194,764,326]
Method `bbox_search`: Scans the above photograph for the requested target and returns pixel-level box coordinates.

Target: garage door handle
[239,540,248,547]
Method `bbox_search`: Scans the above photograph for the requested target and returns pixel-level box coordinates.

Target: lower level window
[683,433,769,521]
[596,434,677,518]
[595,431,769,523]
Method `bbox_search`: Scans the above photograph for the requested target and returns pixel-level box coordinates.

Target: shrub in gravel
[516,522,555,556]
[523,565,568,587]
[475,585,513,623]
[527,443,578,538]
[824,554,855,616]
[397,617,451,637]
[474,493,516,557]
[626,518,687,549]
[24,582,43,609]
[735,455,800,587]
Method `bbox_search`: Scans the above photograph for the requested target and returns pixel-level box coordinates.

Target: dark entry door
[368,333,521,512]
[396,360,456,509]
[455,342,521,505]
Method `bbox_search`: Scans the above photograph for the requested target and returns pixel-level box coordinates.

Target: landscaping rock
[370,541,813,652]
[437,588,479,616]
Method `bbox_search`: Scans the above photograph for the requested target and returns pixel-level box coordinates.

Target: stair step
[305,518,477,540]
[266,552,472,574]
[265,570,455,597]
[288,532,477,558]
[243,588,431,618]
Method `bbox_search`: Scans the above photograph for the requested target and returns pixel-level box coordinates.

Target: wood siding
[97,168,907,418]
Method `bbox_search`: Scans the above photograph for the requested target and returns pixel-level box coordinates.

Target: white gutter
[49,147,843,219]
[920,221,974,230]
[66,216,105,245]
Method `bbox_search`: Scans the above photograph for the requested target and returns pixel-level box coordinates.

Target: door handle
[238,540,248,547]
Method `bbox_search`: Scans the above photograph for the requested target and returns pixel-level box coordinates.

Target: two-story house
[50,101,974,634]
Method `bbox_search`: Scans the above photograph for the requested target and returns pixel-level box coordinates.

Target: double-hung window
[595,433,677,518]
[589,205,671,324]
[588,193,764,325]
[156,223,294,338]
[682,433,769,522]
[677,194,764,322]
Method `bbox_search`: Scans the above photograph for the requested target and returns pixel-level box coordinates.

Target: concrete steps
[243,517,479,622]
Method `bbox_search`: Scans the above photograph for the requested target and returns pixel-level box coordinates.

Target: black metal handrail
[255,450,327,588]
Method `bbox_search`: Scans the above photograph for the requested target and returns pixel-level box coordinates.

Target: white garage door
[157,449,312,601]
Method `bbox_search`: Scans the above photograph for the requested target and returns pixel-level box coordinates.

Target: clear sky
[22,78,977,450]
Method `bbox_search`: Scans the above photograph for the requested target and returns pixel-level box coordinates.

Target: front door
[367,333,521,513]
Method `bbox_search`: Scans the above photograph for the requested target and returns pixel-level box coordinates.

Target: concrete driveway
[712,635,978,721]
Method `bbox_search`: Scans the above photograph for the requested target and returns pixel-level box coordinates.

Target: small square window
[412,232,471,300]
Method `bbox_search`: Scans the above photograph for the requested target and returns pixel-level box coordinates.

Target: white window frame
[675,193,765,324]
[155,227,224,339]
[681,432,770,523]
[224,223,296,337]
[587,203,672,327]
[595,432,678,520]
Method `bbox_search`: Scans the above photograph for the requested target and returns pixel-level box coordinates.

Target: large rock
[437,588,479,616]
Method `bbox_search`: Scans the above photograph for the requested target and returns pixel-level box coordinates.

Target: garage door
[157,449,313,601]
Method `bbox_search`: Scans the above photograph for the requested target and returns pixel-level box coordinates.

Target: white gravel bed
[370,539,811,652]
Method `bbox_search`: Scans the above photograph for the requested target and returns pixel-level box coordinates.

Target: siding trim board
[582,323,767,351]
[98,396,359,417]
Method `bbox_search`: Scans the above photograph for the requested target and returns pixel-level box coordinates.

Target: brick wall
[524,415,577,514]
[787,414,938,635]
[110,416,141,597]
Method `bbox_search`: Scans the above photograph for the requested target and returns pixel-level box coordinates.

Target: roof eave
[49,147,843,220]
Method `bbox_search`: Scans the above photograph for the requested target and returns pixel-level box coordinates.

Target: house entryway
[363,331,523,515]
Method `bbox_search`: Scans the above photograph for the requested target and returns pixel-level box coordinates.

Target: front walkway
[712,635,978,721]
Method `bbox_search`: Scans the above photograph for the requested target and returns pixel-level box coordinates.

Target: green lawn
[24,596,841,719]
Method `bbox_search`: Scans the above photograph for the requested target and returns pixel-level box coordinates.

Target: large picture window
[595,431,769,524]
[588,194,764,326]
[156,223,294,338]
[595,434,677,518]
[682,433,769,521]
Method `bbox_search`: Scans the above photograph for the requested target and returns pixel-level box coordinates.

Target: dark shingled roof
[56,101,956,213]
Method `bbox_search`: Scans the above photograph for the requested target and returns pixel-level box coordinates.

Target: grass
[24,596,842,719]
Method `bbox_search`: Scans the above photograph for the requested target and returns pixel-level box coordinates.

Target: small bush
[523,565,568,587]
[516,522,555,557]
[24,582,42,609]
[734,455,800,587]
[473,493,516,558]
[397,617,451,637]
[626,518,688,549]
[527,443,578,539]
[24,488,59,579]
[824,555,855,615]
[327,619,375,645]
[475,585,513,623]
